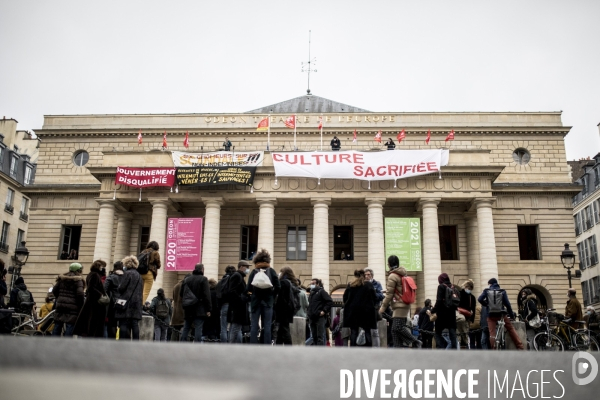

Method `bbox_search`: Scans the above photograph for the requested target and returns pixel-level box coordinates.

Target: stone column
[93,199,116,263]
[464,212,482,295]
[202,198,224,280]
[257,198,277,267]
[365,198,386,284]
[113,212,133,263]
[311,199,331,291]
[475,198,499,290]
[420,198,442,301]
[148,199,169,301]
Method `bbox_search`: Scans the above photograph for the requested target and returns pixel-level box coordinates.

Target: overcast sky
[1,1,599,160]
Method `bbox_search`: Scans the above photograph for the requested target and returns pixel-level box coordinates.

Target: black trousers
[276,322,292,345]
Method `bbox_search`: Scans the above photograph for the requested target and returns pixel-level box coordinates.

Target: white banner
[272,149,449,181]
[171,151,264,167]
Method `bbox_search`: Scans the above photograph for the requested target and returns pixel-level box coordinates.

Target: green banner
[384,218,422,271]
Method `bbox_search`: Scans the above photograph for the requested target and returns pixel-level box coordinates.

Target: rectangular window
[19,197,29,221]
[578,242,586,270]
[0,222,9,252]
[575,213,582,236]
[585,206,594,230]
[9,155,18,179]
[582,281,590,307]
[59,225,82,260]
[334,226,353,260]
[439,226,459,260]
[583,239,591,269]
[589,235,598,266]
[24,165,33,185]
[239,225,259,261]
[596,200,600,224]
[287,226,307,260]
[593,276,600,303]
[138,226,151,254]
[6,188,14,207]
[16,229,24,249]
[518,225,540,260]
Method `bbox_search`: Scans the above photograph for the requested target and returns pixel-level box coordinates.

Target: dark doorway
[240,225,259,261]
[333,226,353,260]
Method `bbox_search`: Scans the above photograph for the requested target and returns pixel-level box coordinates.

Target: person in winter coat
[457,279,476,348]
[332,308,343,346]
[478,277,523,350]
[9,276,35,313]
[246,248,280,344]
[74,260,108,337]
[308,278,333,346]
[115,256,144,340]
[365,268,384,347]
[386,138,396,150]
[203,279,220,341]
[38,294,55,333]
[295,279,309,318]
[0,260,7,309]
[418,299,434,349]
[150,288,172,342]
[431,272,458,349]
[52,263,85,336]
[343,269,377,347]
[379,258,421,348]
[565,288,583,329]
[228,260,251,343]
[275,266,298,345]
[218,265,236,343]
[170,275,188,342]
[519,288,539,344]
[104,261,124,339]
[139,241,161,303]
[180,263,212,342]
[585,306,599,334]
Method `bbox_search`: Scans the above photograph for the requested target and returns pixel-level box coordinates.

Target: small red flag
[183,131,189,148]
[162,131,168,149]
[425,130,431,144]
[374,130,382,143]
[445,130,455,142]
[257,117,269,131]
[397,129,406,143]
[318,116,323,130]
[137,129,142,145]
[284,115,296,129]
[353,129,357,143]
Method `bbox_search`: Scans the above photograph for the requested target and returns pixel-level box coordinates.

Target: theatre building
[22,95,580,309]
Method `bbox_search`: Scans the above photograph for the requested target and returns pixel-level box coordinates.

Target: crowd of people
[2,247,599,349]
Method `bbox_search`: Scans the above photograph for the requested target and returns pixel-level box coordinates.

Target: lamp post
[8,241,29,293]
[560,243,576,289]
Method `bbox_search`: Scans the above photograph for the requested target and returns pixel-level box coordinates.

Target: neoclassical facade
[22,95,579,309]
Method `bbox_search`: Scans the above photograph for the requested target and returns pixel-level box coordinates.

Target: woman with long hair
[74,260,108,337]
[343,269,378,347]
[275,266,298,345]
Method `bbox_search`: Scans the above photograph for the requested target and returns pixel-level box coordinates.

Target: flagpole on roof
[267,114,271,151]
[294,114,297,151]
[320,114,323,151]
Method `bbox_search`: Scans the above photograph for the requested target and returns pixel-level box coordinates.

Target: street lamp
[561,243,576,288]
[8,241,29,292]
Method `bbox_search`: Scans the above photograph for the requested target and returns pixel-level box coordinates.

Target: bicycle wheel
[573,332,592,351]
[590,336,600,352]
[533,332,564,351]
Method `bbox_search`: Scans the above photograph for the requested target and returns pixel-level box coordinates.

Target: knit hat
[438,273,449,284]
[69,263,83,272]
[488,278,498,285]
[15,277,24,285]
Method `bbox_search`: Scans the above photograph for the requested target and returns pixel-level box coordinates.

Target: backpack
[216,275,231,301]
[289,284,301,315]
[251,269,273,289]
[181,281,199,308]
[156,299,169,319]
[400,276,417,304]
[486,289,505,314]
[137,251,150,275]
[16,288,33,313]
[444,284,461,309]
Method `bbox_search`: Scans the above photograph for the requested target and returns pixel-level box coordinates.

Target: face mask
[244,269,249,275]
[465,289,471,294]
[123,267,127,271]
[586,311,592,315]
[309,284,316,290]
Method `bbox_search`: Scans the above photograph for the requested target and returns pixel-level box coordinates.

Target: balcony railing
[19,212,28,222]
[0,242,8,253]
[4,204,13,214]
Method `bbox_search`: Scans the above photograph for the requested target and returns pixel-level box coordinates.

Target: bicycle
[493,310,508,350]
[10,302,56,337]
[533,309,599,352]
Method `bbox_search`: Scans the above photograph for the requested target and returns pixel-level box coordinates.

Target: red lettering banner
[115,167,176,188]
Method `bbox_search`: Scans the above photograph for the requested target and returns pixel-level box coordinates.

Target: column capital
[148,198,180,212]
[365,197,386,207]
[463,211,477,220]
[256,197,277,206]
[202,197,224,207]
[417,198,441,210]
[310,198,331,206]
[472,197,496,209]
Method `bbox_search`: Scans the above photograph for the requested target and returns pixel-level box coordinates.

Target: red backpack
[392,272,417,305]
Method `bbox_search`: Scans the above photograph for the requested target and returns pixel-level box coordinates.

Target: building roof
[245,94,369,114]
[568,159,596,182]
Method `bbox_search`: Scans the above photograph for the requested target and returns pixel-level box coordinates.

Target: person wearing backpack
[365,268,384,348]
[138,241,162,303]
[228,260,251,343]
[180,263,212,343]
[477,277,524,350]
[309,278,333,346]
[217,265,236,343]
[246,248,280,344]
[275,266,300,345]
[431,272,458,349]
[104,261,124,339]
[150,288,172,341]
[9,276,35,314]
[378,257,422,348]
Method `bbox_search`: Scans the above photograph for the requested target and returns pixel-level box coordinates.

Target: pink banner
[166,218,203,271]
[115,167,176,188]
